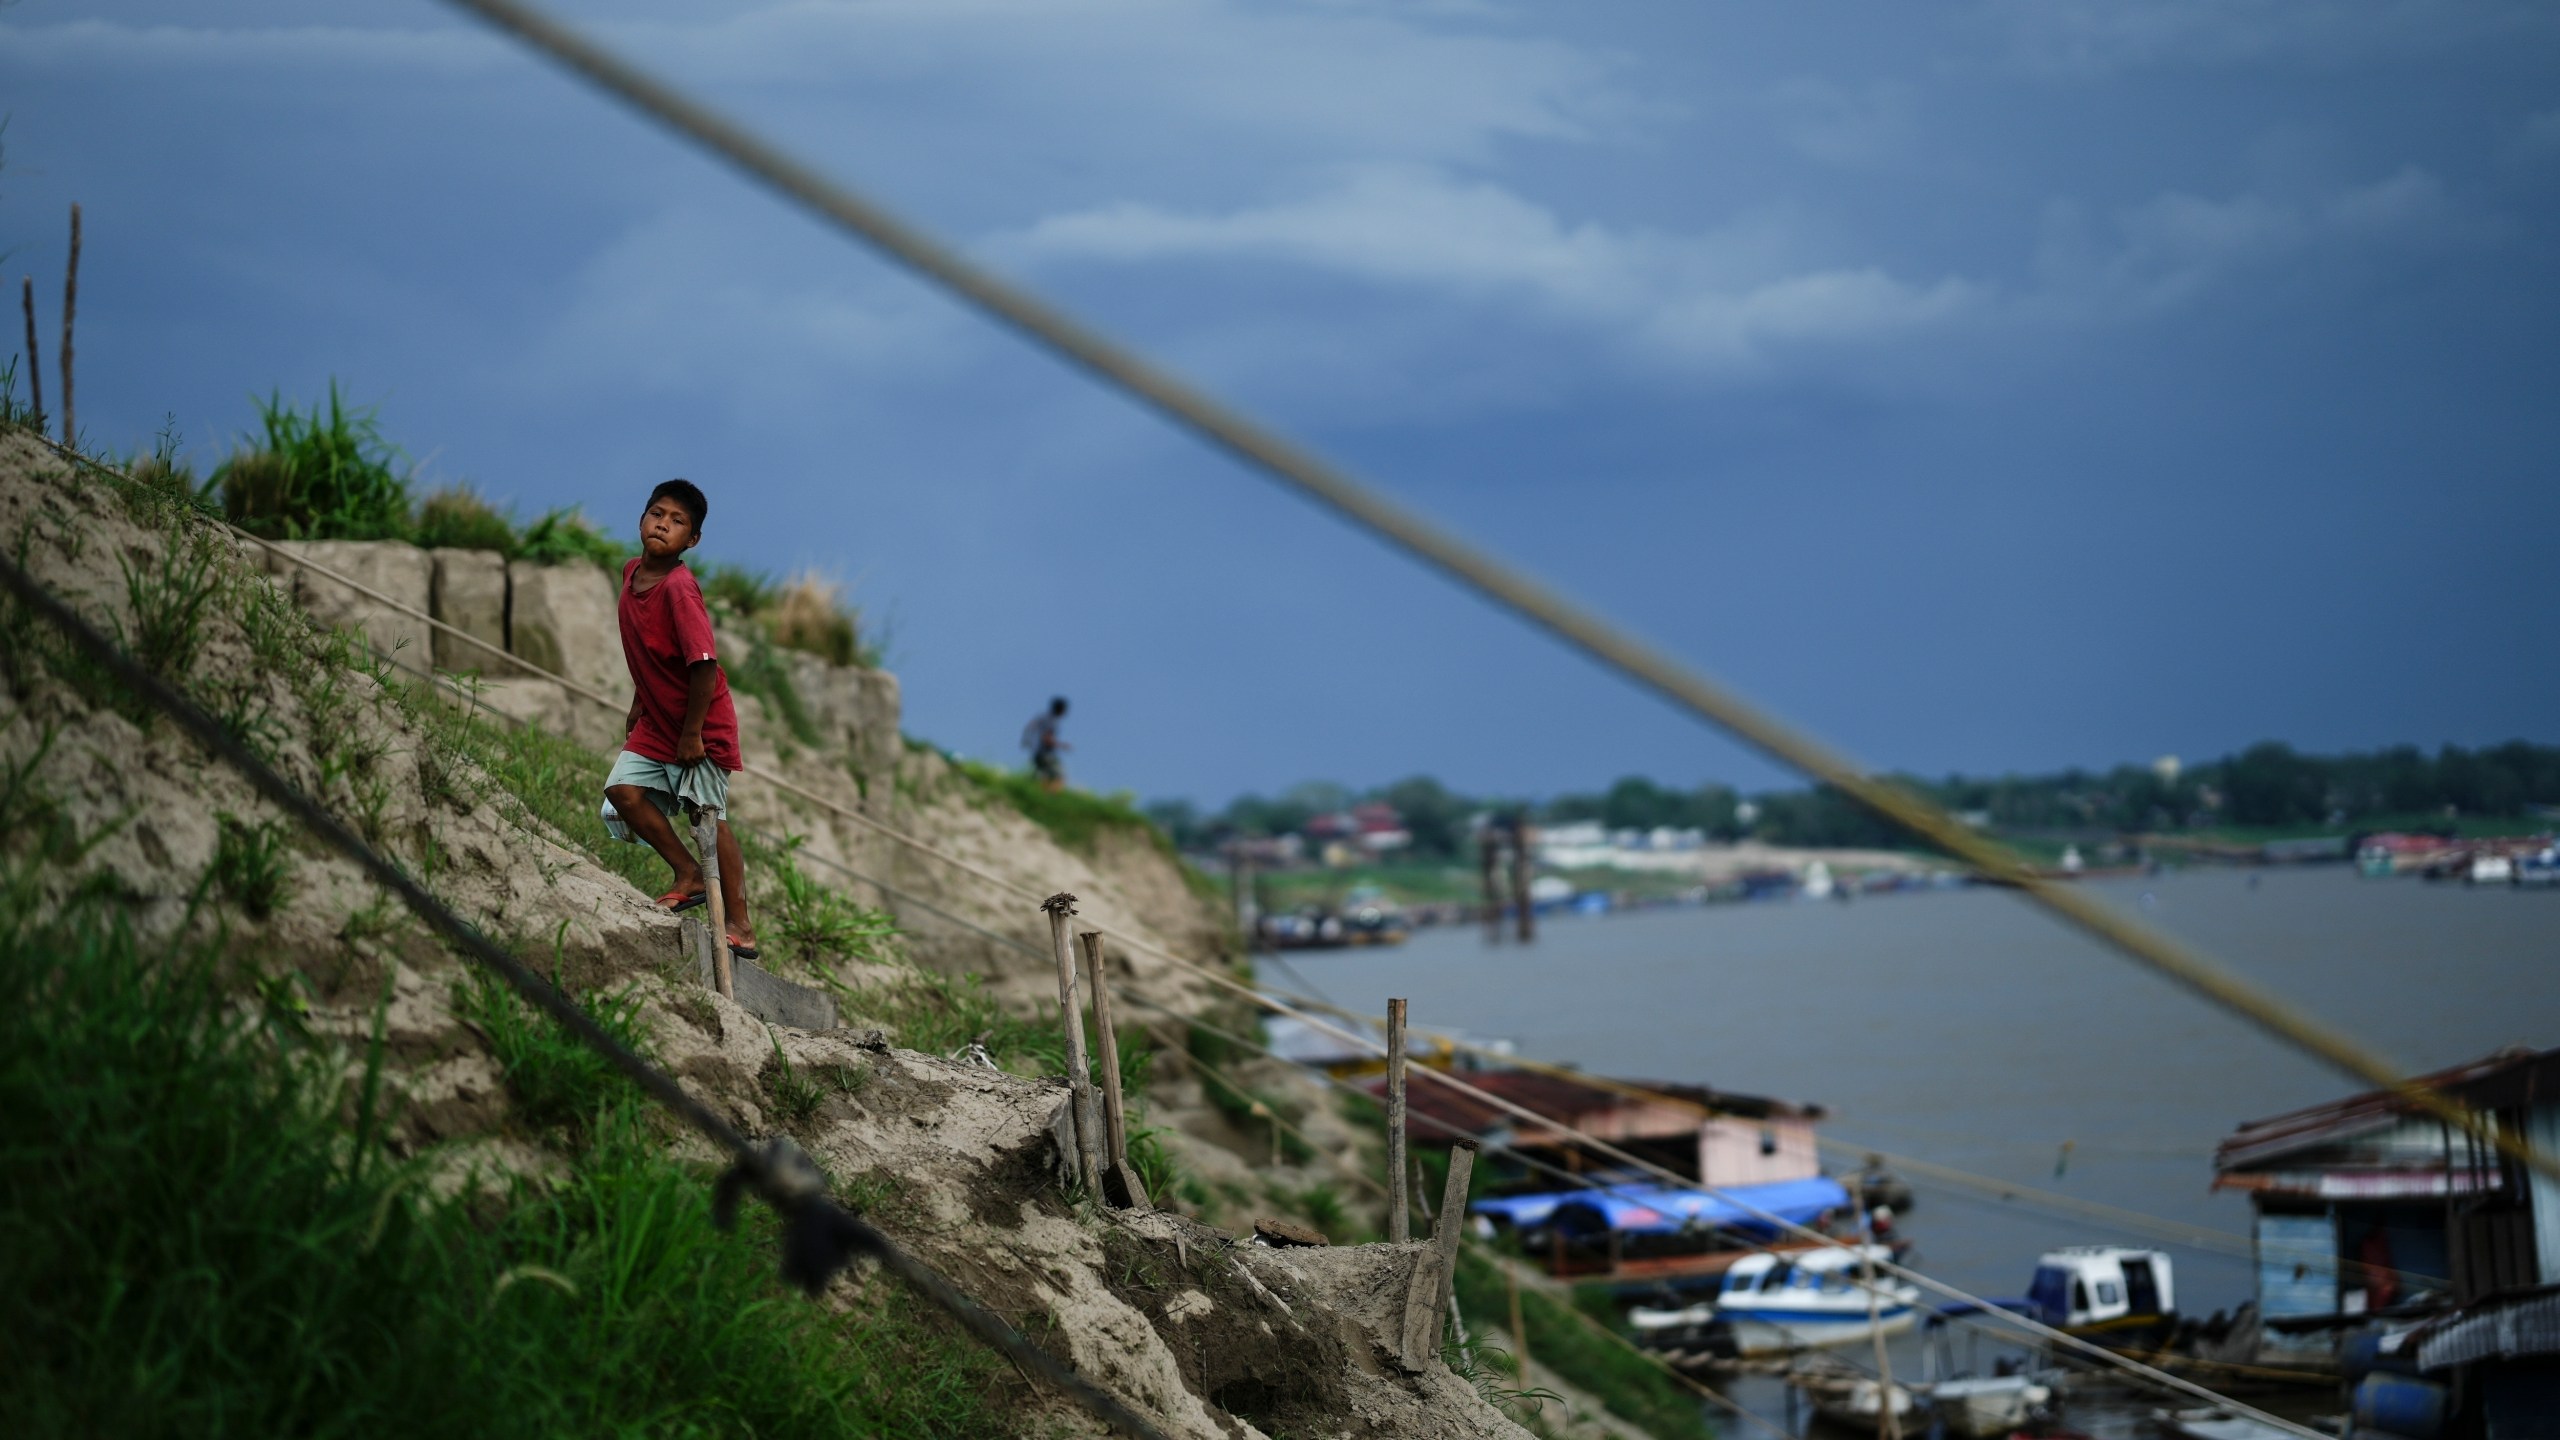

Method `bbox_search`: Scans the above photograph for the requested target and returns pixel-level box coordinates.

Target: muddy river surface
[1276,866,2560,1435]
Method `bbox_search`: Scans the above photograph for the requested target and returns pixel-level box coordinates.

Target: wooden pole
[1478,830,1501,942]
[1512,820,1536,943]
[1399,1136,1478,1370]
[58,203,78,450]
[1385,997,1410,1243]
[1080,930,1148,1209]
[1506,1256,1530,1382]
[690,804,734,999]
[1042,893,1101,1196]
[1429,1138,1478,1330]
[1231,848,1252,946]
[18,277,41,431]
[1853,1187,1903,1440]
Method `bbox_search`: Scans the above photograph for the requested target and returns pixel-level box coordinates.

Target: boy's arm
[676,660,718,765]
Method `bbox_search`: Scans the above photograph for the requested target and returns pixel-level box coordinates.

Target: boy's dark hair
[649,478,708,531]
[1050,696,1069,715]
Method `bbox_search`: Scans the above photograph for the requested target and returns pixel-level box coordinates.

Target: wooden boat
[1790,1371,1916,1428]
[1924,1375,2055,1437]
[2151,1406,2306,1440]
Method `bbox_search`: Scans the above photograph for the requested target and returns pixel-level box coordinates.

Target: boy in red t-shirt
[602,479,758,958]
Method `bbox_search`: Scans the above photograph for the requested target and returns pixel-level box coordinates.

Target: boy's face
[638,497,700,559]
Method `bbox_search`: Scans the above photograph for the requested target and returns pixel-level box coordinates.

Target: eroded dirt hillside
[0,431,1532,1440]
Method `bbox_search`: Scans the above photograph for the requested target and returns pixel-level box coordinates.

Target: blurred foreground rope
[0,539,1176,1440]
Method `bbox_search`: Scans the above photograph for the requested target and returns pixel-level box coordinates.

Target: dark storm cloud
[3,1,2554,803]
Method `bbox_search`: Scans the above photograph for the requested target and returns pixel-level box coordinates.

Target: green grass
[0,866,1017,1438]
[953,757,1169,856]
[1452,1248,1716,1440]
[213,384,414,541]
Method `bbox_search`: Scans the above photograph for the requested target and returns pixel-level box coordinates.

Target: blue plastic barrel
[2352,1373,2448,1440]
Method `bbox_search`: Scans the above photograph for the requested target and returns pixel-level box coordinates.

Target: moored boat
[2022,1246,2176,1347]
[1925,1374,2055,1437]
[1698,1244,1920,1357]
[1790,1369,1917,1428]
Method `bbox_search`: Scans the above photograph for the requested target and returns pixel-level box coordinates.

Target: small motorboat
[1701,1244,1920,1357]
[1924,1374,2055,1438]
[1790,1370,1917,1428]
[2151,1406,2310,1440]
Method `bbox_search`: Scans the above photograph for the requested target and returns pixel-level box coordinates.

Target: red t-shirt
[618,558,743,771]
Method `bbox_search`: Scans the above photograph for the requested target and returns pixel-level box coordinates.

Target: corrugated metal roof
[2414,1286,2560,1371]
[2213,1167,2505,1200]
[1369,1068,1826,1137]
[2216,1046,2551,1174]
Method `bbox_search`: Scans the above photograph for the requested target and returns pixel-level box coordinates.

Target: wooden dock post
[1478,829,1502,942]
[1385,998,1410,1243]
[689,804,734,1000]
[1079,930,1148,1210]
[1042,893,1101,1196]
[1231,848,1253,945]
[1398,1137,1477,1370]
[1512,820,1535,943]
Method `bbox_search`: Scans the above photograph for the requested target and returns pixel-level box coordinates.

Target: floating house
[2213,1045,2560,1433]
[1381,1069,1846,1285]
[1383,1069,1826,1190]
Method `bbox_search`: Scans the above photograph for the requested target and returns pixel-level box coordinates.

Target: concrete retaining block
[430,548,511,674]
[269,540,433,667]
[508,560,625,749]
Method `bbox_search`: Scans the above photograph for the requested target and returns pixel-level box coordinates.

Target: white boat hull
[1797,1376,1917,1427]
[1722,1305,1918,1356]
[1926,1377,2053,1437]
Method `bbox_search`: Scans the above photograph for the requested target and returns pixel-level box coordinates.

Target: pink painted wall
[1698,1116,1820,1187]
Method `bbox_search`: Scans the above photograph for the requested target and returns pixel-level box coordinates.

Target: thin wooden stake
[1399,1137,1478,1368]
[1043,894,1101,1196]
[690,805,734,999]
[1432,1139,1477,1323]
[1080,930,1147,1209]
[18,277,42,430]
[1385,997,1410,1243]
[58,204,79,450]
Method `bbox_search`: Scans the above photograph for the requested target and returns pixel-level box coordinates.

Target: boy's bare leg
[606,784,705,898]
[715,819,755,946]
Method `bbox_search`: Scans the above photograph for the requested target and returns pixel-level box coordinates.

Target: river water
[1277,866,2560,1434]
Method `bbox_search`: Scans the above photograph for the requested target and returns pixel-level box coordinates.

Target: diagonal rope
[0,538,1179,1440]
[436,0,2556,1194]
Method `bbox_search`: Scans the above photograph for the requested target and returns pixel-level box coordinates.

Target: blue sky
[5,1,2556,806]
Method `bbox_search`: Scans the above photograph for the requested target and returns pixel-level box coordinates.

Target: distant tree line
[1144,740,2560,858]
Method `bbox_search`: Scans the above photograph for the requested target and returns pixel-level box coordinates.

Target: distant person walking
[603,478,758,959]
[1022,696,1071,792]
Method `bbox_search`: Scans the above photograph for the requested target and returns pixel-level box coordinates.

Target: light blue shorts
[601,751,731,841]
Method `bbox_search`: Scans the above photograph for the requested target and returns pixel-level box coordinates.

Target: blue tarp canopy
[1471,1176,1851,1237]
